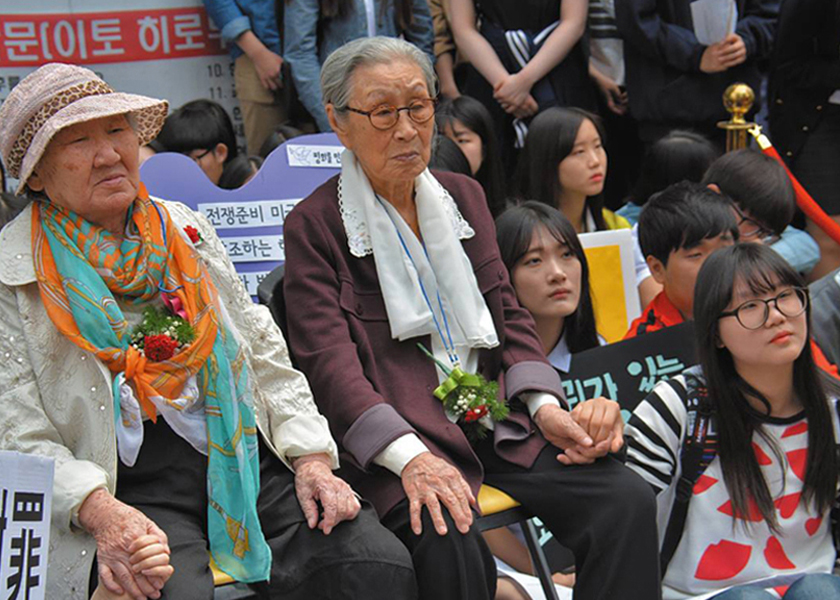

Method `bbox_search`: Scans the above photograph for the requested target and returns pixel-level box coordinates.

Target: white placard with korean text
[0,451,54,600]
[286,145,345,168]
[219,234,285,262]
[197,198,301,230]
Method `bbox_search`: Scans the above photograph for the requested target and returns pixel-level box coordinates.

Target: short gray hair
[320,37,437,111]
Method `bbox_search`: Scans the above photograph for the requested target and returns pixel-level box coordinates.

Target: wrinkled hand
[494,73,537,116]
[595,75,628,116]
[700,34,747,73]
[253,48,283,91]
[534,404,608,465]
[293,453,361,535]
[79,490,170,600]
[401,452,477,536]
[571,397,624,456]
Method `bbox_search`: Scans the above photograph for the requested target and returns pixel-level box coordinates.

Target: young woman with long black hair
[515,107,626,234]
[496,201,600,367]
[516,106,661,306]
[625,243,840,600]
[492,201,602,598]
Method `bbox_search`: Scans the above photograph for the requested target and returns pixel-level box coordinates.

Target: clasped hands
[493,72,539,118]
[79,489,173,600]
[400,396,623,538]
[534,398,624,465]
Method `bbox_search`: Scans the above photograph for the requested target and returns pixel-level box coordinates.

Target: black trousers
[382,442,661,600]
[98,420,416,599]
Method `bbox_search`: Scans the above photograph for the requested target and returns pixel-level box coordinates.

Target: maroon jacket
[283,171,566,517]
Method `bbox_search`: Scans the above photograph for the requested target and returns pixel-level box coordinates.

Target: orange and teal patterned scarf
[31,184,270,583]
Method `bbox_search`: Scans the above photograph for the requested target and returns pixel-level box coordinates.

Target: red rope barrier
[749,126,840,245]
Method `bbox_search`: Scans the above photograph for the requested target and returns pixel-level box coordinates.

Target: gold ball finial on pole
[718,83,756,151]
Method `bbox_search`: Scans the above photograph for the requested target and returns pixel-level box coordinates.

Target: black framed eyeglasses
[342,98,436,130]
[733,205,780,244]
[188,148,213,162]
[718,287,808,330]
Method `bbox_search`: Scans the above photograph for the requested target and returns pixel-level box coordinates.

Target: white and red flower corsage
[129,296,195,362]
[417,343,509,443]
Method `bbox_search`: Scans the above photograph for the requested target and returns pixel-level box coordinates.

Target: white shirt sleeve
[632,224,652,286]
[520,391,562,418]
[372,433,430,476]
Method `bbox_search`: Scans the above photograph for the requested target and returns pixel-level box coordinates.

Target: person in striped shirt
[625,243,840,600]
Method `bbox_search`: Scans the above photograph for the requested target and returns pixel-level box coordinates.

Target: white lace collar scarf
[338,156,475,258]
[336,149,498,350]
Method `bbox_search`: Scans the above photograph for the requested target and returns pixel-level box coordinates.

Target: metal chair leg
[522,519,562,600]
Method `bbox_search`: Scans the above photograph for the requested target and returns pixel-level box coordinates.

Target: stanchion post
[717,83,756,152]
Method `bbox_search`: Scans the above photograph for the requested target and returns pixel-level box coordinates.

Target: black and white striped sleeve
[624,376,690,495]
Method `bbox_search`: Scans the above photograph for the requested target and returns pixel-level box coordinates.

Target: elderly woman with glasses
[282,36,661,600]
[0,63,414,600]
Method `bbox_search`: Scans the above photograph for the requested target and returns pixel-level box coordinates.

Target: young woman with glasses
[624,243,840,600]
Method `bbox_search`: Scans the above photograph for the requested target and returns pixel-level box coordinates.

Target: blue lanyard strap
[375,195,460,368]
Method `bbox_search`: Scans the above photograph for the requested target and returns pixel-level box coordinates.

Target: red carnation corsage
[144,334,180,361]
[130,305,196,362]
[184,225,202,244]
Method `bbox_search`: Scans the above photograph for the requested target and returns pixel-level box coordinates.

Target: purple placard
[139,133,342,298]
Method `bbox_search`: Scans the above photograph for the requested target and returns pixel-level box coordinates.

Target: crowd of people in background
[1,0,840,599]
[111,0,840,286]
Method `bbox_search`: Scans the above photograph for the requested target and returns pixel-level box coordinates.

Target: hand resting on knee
[292,452,362,535]
[401,452,477,536]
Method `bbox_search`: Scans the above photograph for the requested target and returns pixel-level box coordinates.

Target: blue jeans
[712,574,840,599]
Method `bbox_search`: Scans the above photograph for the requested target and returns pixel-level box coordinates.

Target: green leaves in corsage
[129,303,195,362]
[417,343,509,443]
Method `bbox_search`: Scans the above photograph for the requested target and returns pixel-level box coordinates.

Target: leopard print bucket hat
[0,63,168,195]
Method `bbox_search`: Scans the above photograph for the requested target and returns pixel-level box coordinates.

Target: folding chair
[477,485,562,600]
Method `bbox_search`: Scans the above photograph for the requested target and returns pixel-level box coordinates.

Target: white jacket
[0,199,339,599]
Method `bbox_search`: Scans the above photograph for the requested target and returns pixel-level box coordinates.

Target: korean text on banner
[0,451,55,600]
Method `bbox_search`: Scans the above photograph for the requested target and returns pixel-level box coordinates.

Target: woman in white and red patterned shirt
[625,243,840,600]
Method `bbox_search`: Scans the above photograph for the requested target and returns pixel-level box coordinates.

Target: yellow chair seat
[478,484,520,515]
[209,555,235,587]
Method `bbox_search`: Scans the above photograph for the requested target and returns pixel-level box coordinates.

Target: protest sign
[564,321,697,417]
[579,229,642,343]
[0,451,54,600]
[140,133,342,297]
